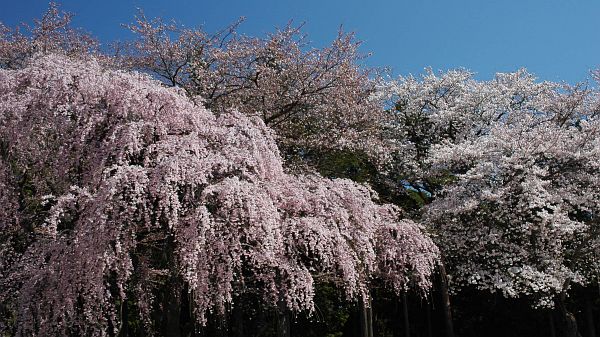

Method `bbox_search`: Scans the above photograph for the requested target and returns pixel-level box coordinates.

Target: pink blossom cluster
[0,54,438,336]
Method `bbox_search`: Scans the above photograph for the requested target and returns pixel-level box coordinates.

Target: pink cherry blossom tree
[0,45,438,337]
[124,14,388,169]
[0,2,98,70]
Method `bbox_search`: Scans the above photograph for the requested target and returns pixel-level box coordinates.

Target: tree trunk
[163,235,183,337]
[402,292,410,337]
[180,288,195,337]
[439,263,455,337]
[598,283,600,337]
[164,282,182,337]
[426,300,433,337]
[119,299,129,337]
[360,303,368,337]
[367,297,374,337]
[276,301,291,337]
[254,305,269,337]
[360,296,374,337]
[549,310,557,337]
[585,297,596,337]
[232,302,244,337]
[556,291,580,337]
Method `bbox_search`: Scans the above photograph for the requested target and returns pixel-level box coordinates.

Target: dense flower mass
[4,3,600,337]
[378,69,600,307]
[426,115,600,306]
[0,54,438,336]
[125,14,387,164]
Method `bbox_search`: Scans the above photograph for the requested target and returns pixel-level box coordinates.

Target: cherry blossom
[0,54,438,336]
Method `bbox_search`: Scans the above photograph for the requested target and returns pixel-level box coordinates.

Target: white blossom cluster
[379,68,600,307]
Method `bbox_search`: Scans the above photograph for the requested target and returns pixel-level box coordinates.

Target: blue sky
[2,0,599,83]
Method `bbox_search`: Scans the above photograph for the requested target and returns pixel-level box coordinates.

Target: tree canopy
[2,3,600,337]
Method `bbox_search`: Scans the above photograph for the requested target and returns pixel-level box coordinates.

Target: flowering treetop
[0,52,438,336]
[378,68,600,307]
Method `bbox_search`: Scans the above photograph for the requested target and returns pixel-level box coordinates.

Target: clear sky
[2,0,599,83]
